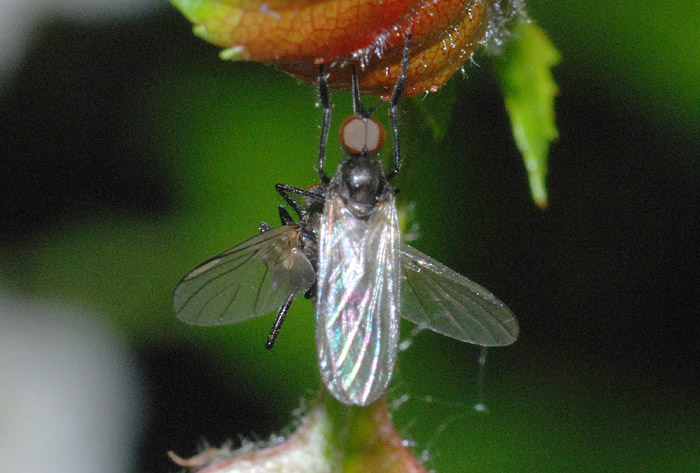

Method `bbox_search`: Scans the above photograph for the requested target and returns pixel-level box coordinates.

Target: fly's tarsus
[387,29,412,181]
[266,293,295,349]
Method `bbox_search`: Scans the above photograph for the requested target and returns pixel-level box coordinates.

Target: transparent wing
[316,193,400,406]
[400,244,519,346]
[174,225,316,326]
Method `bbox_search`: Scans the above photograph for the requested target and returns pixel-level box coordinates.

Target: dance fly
[173,33,519,406]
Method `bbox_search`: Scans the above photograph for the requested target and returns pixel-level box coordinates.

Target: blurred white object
[0,0,162,80]
[0,293,144,473]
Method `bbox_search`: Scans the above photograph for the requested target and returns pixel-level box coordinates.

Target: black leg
[350,65,380,120]
[275,183,305,217]
[276,183,324,210]
[265,293,295,350]
[278,205,295,226]
[317,65,331,185]
[259,221,272,232]
[351,64,374,118]
[275,183,323,219]
[303,282,316,300]
[387,30,412,181]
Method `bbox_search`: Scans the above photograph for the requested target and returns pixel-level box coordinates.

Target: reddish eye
[339,115,386,155]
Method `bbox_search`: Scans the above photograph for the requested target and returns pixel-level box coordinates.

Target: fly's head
[334,113,393,218]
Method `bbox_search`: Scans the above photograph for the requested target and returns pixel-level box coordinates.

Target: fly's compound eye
[339,115,386,155]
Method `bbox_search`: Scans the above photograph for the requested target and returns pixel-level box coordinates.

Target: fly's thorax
[333,155,392,218]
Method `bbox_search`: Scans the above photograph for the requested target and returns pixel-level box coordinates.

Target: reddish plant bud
[172,0,522,97]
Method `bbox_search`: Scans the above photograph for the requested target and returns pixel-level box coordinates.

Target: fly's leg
[260,198,300,231]
[350,64,377,118]
[275,183,324,220]
[275,183,306,217]
[317,64,331,185]
[265,293,295,350]
[275,183,323,219]
[278,205,296,226]
[304,283,316,300]
[386,30,412,182]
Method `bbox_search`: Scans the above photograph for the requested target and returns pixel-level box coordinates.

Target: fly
[173,32,519,407]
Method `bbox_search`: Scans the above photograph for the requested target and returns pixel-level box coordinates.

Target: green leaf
[493,22,560,208]
[170,0,242,48]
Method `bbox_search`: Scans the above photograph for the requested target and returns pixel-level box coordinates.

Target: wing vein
[178,248,261,314]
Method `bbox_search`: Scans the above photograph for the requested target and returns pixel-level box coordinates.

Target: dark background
[1,1,698,471]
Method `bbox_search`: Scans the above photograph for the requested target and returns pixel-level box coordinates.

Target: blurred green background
[1,1,699,472]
